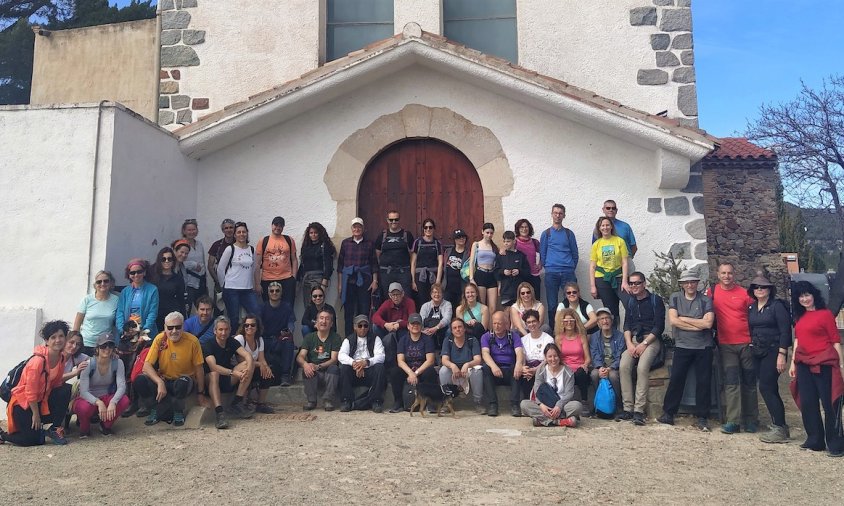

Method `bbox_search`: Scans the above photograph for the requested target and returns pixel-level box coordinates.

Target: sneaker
[427,404,438,415]
[0,429,7,444]
[341,402,353,413]
[136,406,151,418]
[532,416,553,427]
[324,401,335,412]
[122,402,138,418]
[215,412,229,429]
[474,402,487,415]
[79,431,89,439]
[388,403,403,414]
[800,441,825,451]
[558,416,578,428]
[759,425,789,443]
[615,411,633,422]
[720,422,740,435]
[693,417,710,432]
[47,426,68,445]
[229,402,255,419]
[743,422,758,434]
[372,402,383,414]
[487,404,499,417]
[657,413,675,425]
[304,401,317,411]
[254,403,275,414]
[510,405,522,417]
[173,411,186,427]
[632,412,646,426]
[280,375,292,387]
[144,408,159,426]
[828,450,844,458]
[99,424,113,436]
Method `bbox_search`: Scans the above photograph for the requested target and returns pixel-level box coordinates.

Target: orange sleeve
[20,356,48,403]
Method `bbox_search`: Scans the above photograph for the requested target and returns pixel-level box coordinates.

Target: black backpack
[0,354,48,403]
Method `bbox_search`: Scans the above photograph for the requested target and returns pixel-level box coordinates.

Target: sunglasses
[129,270,145,276]
[357,323,370,329]
[166,325,182,331]
[243,323,257,328]
[95,279,111,285]
[161,256,174,262]
[604,206,617,211]
[98,342,116,349]
[423,225,434,230]
[629,281,644,286]
[269,289,281,294]
[752,285,770,290]
[565,291,578,295]
[519,291,531,295]
[312,294,324,299]
[387,218,399,223]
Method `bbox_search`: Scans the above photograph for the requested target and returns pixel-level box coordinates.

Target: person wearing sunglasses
[374,210,414,301]
[134,312,206,427]
[301,285,337,337]
[557,282,598,335]
[72,270,119,355]
[116,258,160,337]
[150,246,188,335]
[510,282,547,336]
[338,314,386,413]
[233,315,275,414]
[73,334,130,437]
[260,281,296,387]
[592,199,637,258]
[410,218,444,309]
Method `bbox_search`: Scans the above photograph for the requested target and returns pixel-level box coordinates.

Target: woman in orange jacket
[1,321,72,446]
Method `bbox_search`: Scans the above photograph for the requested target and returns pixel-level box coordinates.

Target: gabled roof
[707,137,776,160]
[176,23,716,160]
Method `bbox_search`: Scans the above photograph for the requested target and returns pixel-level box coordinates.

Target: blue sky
[112,1,843,139]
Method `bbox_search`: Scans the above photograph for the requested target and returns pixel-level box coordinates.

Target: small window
[443,0,517,62]
[326,0,394,62]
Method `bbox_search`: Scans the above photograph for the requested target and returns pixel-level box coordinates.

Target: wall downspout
[86,100,108,289]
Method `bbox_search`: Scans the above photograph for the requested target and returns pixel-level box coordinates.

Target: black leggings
[573,367,590,403]
[594,277,624,327]
[388,367,437,408]
[4,384,71,447]
[753,349,786,427]
[134,374,194,413]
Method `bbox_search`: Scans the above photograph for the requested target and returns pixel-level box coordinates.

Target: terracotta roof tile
[707,137,776,160]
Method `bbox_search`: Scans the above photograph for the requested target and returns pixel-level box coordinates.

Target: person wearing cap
[374,210,414,301]
[116,258,160,337]
[338,315,386,412]
[657,269,714,431]
[208,218,236,296]
[337,217,378,335]
[73,334,129,437]
[372,282,417,339]
[481,311,526,417]
[134,312,206,427]
[297,309,342,411]
[747,272,793,443]
[389,313,437,413]
[443,228,469,309]
[260,280,297,386]
[709,262,758,435]
[589,307,625,413]
[254,216,298,305]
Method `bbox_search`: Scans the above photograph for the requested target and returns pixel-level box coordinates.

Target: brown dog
[409,383,461,417]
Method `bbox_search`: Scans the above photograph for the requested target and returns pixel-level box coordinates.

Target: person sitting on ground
[183,295,217,344]
[419,283,452,349]
[520,343,582,427]
[134,312,206,427]
[617,272,665,426]
[510,282,547,336]
[73,334,130,437]
[338,314,386,413]
[456,282,489,340]
[481,311,525,417]
[297,310,342,411]
[301,285,337,337]
[260,281,296,386]
[588,308,625,413]
[1,321,72,446]
[389,313,437,413]
[557,282,598,334]
[203,316,256,429]
[439,318,483,413]
[497,230,528,308]
[233,315,276,414]
[116,258,159,337]
[555,308,592,403]
[519,309,555,400]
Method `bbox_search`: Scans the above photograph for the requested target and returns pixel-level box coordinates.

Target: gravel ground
[1,403,842,505]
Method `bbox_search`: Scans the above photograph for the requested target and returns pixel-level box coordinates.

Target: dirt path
[1,406,841,504]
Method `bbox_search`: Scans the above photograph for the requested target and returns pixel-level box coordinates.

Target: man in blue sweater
[539,203,579,328]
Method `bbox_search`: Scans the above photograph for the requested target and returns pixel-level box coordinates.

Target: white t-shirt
[522,332,555,363]
[217,244,255,289]
[234,334,264,360]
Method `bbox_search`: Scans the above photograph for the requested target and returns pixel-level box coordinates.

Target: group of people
[2,205,842,460]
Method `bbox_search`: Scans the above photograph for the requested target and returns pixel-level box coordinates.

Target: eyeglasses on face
[629,280,644,286]
[129,270,145,276]
[423,225,434,230]
[565,291,578,295]
[312,294,324,299]
[357,323,370,329]
[269,289,281,294]
[563,319,576,323]
[604,207,617,211]
[95,279,111,285]
[161,256,174,262]
[166,325,182,331]
[243,323,257,328]
[387,218,399,223]
[519,291,531,295]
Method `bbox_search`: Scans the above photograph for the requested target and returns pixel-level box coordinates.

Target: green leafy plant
[647,250,686,304]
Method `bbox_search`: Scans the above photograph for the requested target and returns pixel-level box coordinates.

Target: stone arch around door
[324,104,513,242]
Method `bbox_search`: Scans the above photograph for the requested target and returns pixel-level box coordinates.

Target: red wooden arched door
[358,139,484,245]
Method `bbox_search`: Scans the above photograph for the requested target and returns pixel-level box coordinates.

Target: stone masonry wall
[629,0,697,127]
[158,0,208,127]
[701,162,788,291]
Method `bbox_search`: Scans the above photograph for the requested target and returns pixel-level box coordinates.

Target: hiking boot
[136,406,151,418]
[510,405,522,417]
[474,402,487,415]
[215,412,229,429]
[229,402,254,419]
[487,404,499,417]
[388,403,403,414]
[615,411,633,422]
[99,424,113,436]
[254,403,275,414]
[532,416,553,427]
[828,449,844,458]
[144,408,159,426]
[173,411,186,427]
[693,418,710,432]
[372,402,383,414]
[759,425,790,444]
[427,404,439,414]
[720,422,740,434]
[47,426,68,445]
[324,400,335,412]
[340,402,353,413]
[800,441,825,451]
[122,401,138,418]
[632,412,646,426]
[558,416,578,428]
[280,375,292,387]
[657,413,675,425]
[743,422,758,434]
[304,401,318,411]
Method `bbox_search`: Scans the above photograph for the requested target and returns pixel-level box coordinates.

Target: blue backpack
[594,378,616,417]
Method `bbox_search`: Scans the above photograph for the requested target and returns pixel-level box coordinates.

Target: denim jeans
[544,270,577,328]
[221,288,260,332]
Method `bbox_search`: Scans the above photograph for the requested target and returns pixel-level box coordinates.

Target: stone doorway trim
[324,104,513,239]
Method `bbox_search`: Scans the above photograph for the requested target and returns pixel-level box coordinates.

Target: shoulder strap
[284,235,293,268]
[578,299,590,318]
[224,243,236,274]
